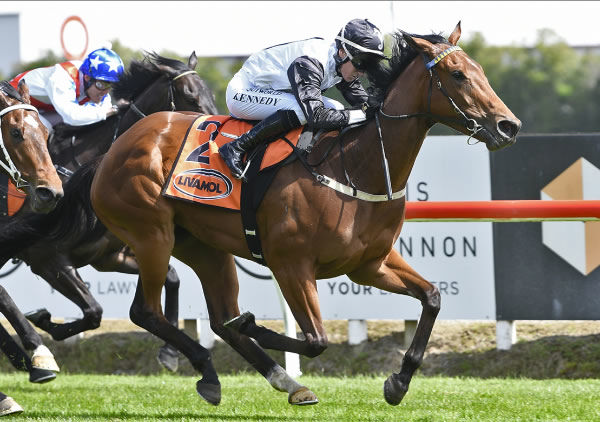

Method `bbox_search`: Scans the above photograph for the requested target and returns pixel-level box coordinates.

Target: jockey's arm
[45,65,113,126]
[287,56,366,130]
[336,78,369,107]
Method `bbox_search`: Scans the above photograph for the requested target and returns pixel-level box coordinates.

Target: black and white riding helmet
[335,19,386,71]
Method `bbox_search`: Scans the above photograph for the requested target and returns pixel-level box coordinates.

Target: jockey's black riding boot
[219,110,301,181]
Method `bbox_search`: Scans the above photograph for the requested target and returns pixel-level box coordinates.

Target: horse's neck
[118,78,168,133]
[336,60,431,195]
[380,60,432,189]
[50,123,114,170]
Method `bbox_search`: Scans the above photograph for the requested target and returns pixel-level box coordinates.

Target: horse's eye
[10,128,23,141]
[451,70,466,81]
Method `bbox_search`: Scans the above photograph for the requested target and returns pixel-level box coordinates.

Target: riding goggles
[350,54,381,71]
[93,79,113,91]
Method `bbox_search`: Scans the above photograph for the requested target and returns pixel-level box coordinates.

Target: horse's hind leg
[24,261,102,340]
[173,236,318,405]
[347,248,440,406]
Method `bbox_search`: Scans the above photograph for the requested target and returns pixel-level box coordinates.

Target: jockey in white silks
[219,18,387,181]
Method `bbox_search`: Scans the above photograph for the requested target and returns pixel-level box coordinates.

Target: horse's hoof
[383,373,408,406]
[224,311,255,332]
[0,396,23,416]
[25,308,51,327]
[29,367,57,384]
[32,345,60,372]
[288,387,319,405]
[196,379,221,406]
[157,345,179,372]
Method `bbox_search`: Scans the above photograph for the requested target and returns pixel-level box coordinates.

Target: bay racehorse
[0,79,65,413]
[56,24,521,406]
[0,52,218,375]
[0,80,62,212]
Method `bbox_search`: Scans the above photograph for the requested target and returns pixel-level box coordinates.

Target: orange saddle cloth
[162,114,303,211]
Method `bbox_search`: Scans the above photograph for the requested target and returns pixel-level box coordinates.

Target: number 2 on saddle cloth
[162,114,303,211]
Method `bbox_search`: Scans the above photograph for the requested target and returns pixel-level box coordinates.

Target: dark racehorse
[0,51,218,375]
[15,24,521,406]
[0,79,64,414]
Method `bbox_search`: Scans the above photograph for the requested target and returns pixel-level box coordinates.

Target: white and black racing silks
[239,37,370,130]
[287,55,369,130]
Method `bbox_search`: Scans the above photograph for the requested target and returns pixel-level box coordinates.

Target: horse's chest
[314,203,403,264]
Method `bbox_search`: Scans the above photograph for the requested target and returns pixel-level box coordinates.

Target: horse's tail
[0,157,102,266]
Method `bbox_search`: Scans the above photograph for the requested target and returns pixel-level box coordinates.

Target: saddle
[162,114,328,265]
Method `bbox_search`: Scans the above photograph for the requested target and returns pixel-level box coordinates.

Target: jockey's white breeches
[225,71,344,124]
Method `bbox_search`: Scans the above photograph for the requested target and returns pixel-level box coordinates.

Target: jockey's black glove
[115,99,131,114]
[361,98,380,119]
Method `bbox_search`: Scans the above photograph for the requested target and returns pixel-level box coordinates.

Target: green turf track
[2,373,599,421]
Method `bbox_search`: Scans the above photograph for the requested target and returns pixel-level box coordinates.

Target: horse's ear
[401,31,434,55]
[400,31,417,50]
[448,21,461,46]
[17,79,31,104]
[188,51,198,70]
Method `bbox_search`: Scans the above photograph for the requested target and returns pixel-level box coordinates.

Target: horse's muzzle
[29,186,63,214]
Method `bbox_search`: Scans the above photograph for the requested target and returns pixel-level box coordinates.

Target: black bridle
[127,70,197,120]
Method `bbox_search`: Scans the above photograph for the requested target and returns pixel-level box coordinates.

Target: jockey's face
[337,49,364,82]
[84,75,111,104]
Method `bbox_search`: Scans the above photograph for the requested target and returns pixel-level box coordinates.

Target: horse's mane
[367,31,449,103]
[0,157,102,265]
[112,51,191,100]
[52,116,117,139]
[0,80,23,102]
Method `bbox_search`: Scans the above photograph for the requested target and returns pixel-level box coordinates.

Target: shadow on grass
[1,330,599,379]
[24,410,283,421]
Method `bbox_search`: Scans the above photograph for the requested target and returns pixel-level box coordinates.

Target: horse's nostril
[498,120,521,139]
[35,187,61,204]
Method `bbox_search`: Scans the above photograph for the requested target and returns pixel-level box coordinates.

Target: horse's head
[0,80,63,213]
[153,51,219,115]
[114,51,218,118]
[400,22,521,151]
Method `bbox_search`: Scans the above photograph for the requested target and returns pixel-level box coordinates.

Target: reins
[0,103,40,189]
[296,44,478,202]
[128,70,197,120]
[379,45,484,142]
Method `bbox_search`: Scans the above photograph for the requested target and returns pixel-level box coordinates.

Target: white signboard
[0,136,495,321]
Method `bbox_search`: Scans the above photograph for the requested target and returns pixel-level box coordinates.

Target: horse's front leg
[126,221,220,405]
[173,235,317,405]
[0,285,60,375]
[91,245,180,372]
[348,248,440,406]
